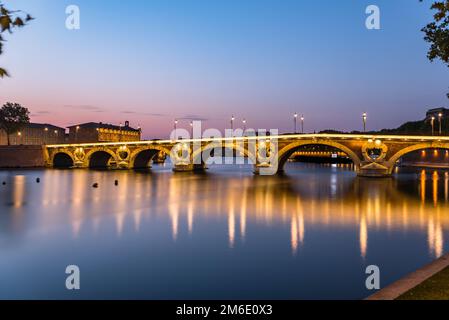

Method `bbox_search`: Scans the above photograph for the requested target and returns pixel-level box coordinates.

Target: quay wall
[0,145,45,168]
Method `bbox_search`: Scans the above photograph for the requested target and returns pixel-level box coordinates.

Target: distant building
[426,107,449,120]
[0,123,66,145]
[67,121,141,143]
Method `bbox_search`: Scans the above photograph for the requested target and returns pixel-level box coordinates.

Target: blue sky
[0,0,447,138]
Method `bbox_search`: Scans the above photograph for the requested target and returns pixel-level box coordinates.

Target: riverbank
[367,253,449,300]
[397,266,449,300]
[0,145,45,168]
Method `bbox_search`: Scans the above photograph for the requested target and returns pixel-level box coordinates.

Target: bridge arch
[85,149,119,168]
[192,143,257,168]
[52,151,75,168]
[387,142,449,174]
[129,146,172,169]
[277,140,362,173]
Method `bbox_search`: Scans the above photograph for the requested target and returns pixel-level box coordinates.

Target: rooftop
[26,123,66,131]
[67,122,140,132]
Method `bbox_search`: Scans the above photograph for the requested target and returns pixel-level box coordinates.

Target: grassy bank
[397,266,449,300]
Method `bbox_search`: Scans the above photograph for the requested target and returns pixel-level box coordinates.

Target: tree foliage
[0,102,30,145]
[0,1,33,78]
[421,0,449,98]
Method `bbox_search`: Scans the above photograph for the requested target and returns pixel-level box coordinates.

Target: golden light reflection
[297,199,305,247]
[240,190,247,240]
[433,171,439,206]
[115,173,130,236]
[12,175,25,208]
[71,171,88,237]
[169,203,179,241]
[21,167,449,259]
[291,214,298,254]
[445,172,448,202]
[360,215,368,259]
[187,201,194,235]
[228,207,235,248]
[420,170,426,203]
[427,214,444,259]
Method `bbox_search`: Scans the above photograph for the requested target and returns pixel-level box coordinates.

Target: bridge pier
[173,164,206,173]
[253,164,279,176]
[357,162,392,178]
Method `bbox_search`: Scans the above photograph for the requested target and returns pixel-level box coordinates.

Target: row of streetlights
[173,117,249,139]
[430,113,444,136]
[361,112,445,135]
[14,127,60,145]
[293,113,305,134]
[173,119,194,139]
[172,112,444,137]
[230,115,247,132]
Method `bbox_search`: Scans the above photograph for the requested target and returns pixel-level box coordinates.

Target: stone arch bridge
[44,134,449,177]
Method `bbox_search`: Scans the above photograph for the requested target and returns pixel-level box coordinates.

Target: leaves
[0,15,11,32]
[421,1,449,98]
[13,17,24,27]
[0,103,30,142]
[0,3,32,78]
[422,1,449,65]
[0,67,8,78]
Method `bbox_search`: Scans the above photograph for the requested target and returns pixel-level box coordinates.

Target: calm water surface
[0,162,449,299]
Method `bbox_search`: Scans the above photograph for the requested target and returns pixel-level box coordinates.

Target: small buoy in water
[36,178,40,183]
[114,180,119,186]
[93,183,99,188]
[1,181,5,185]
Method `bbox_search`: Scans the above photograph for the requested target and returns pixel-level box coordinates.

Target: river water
[0,162,448,299]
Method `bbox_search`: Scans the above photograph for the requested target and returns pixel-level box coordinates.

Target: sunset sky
[0,0,448,139]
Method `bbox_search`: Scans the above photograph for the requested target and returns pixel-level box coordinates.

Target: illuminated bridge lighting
[46,133,449,149]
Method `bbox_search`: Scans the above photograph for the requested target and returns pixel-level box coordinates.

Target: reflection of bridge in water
[3,167,448,259]
[45,134,449,177]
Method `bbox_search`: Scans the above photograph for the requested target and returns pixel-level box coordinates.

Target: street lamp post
[190,121,193,138]
[431,116,435,136]
[44,127,49,144]
[243,119,247,132]
[76,125,80,143]
[362,113,367,133]
[174,119,178,140]
[301,115,304,134]
[294,113,298,134]
[438,113,443,135]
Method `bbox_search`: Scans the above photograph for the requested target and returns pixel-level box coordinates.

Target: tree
[0,2,33,77]
[0,102,30,145]
[421,0,449,98]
